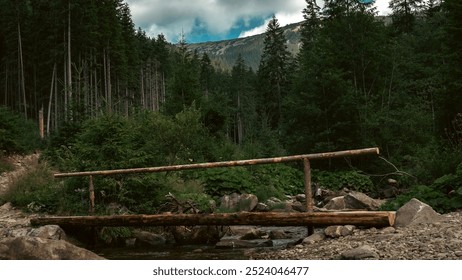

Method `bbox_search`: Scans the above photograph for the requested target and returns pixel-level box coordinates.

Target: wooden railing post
[303,158,314,235]
[89,175,95,215]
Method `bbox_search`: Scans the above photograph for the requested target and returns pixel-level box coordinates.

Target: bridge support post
[303,158,314,235]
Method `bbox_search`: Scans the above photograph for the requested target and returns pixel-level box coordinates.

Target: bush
[0,106,41,154]
[381,163,462,213]
[0,156,14,175]
[2,162,62,213]
[44,108,212,214]
[191,164,304,201]
[312,170,375,193]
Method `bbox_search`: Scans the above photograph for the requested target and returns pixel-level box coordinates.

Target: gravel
[249,211,462,260]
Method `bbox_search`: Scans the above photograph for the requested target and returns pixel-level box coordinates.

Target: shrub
[381,163,462,213]
[2,162,63,213]
[0,106,41,154]
[312,170,375,193]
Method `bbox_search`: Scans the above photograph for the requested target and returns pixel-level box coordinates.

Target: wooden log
[30,211,395,228]
[54,147,379,178]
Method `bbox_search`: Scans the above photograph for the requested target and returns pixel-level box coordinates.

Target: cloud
[125,0,393,42]
[125,0,306,42]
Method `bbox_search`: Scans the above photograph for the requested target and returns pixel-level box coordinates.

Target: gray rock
[7,225,67,240]
[133,230,166,246]
[295,194,306,202]
[0,236,105,260]
[341,245,378,260]
[291,201,306,212]
[240,228,263,240]
[220,193,258,212]
[381,227,396,234]
[255,203,269,212]
[395,198,443,227]
[324,196,346,210]
[265,197,283,209]
[215,239,272,249]
[0,202,13,211]
[344,191,382,210]
[269,230,288,239]
[302,233,325,244]
[325,225,355,238]
[238,194,258,212]
[220,193,241,212]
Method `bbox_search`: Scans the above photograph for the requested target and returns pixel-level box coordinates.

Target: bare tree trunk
[3,65,8,106]
[107,52,112,114]
[140,67,145,109]
[67,0,72,120]
[237,92,243,145]
[17,21,27,118]
[47,63,56,137]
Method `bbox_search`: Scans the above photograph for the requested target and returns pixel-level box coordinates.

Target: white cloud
[125,0,306,42]
[125,0,393,42]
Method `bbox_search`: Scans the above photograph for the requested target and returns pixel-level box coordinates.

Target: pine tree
[389,0,424,33]
[257,15,290,130]
[440,0,462,137]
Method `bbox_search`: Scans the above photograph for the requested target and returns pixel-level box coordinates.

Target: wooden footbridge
[30,147,396,234]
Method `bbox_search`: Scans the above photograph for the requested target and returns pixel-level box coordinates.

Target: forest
[1,0,462,217]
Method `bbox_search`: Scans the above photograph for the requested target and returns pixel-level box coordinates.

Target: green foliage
[312,170,375,193]
[99,227,132,245]
[0,157,14,175]
[192,164,304,201]
[382,163,462,213]
[2,162,62,213]
[194,167,255,197]
[0,106,41,154]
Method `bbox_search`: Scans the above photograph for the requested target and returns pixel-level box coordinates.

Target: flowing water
[95,226,308,260]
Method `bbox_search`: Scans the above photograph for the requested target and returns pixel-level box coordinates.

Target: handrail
[54,147,379,178]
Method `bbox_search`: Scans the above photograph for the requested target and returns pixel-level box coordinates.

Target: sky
[125,0,392,43]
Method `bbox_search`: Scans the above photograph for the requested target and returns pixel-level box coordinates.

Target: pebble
[251,211,462,260]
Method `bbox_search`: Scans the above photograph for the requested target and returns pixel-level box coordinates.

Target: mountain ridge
[187,21,303,71]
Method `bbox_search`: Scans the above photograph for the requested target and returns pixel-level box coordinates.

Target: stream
[95,226,308,260]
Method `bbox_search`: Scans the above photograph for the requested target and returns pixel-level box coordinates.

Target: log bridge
[30,147,396,232]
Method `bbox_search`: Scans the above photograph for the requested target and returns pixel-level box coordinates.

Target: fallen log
[31,211,395,228]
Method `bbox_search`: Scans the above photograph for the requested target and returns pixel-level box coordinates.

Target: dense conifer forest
[1,0,461,216]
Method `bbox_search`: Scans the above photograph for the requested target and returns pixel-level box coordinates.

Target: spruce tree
[389,0,424,33]
[257,15,290,130]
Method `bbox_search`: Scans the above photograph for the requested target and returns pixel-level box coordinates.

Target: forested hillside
[1,0,462,215]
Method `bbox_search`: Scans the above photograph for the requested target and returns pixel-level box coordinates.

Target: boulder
[0,202,13,211]
[324,196,346,210]
[340,245,378,260]
[7,225,67,240]
[171,226,225,245]
[220,193,241,212]
[394,198,443,227]
[254,203,269,212]
[324,225,356,238]
[0,236,105,260]
[302,232,326,244]
[220,193,258,212]
[269,230,288,239]
[238,194,258,212]
[265,197,283,209]
[344,191,382,210]
[133,230,166,246]
[239,228,264,240]
[291,201,306,212]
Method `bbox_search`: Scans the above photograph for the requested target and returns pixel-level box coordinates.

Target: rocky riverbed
[248,210,462,260]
